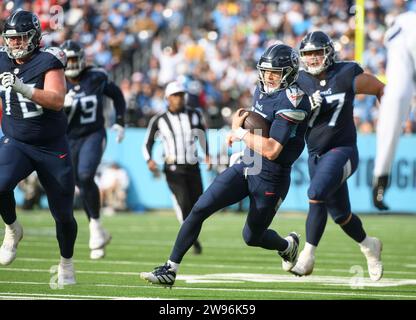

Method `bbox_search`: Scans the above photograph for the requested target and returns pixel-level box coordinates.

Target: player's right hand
[309,90,323,111]
[372,175,390,211]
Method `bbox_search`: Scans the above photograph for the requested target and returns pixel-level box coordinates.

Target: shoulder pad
[41,47,67,66]
[285,85,305,108]
[90,67,109,77]
[275,109,307,123]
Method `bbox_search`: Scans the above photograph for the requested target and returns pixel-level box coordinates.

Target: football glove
[309,90,323,111]
[64,89,76,108]
[0,72,34,99]
[372,175,390,211]
[111,123,125,143]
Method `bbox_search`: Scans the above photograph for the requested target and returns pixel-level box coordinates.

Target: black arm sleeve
[104,81,126,127]
[142,115,159,162]
[195,109,209,156]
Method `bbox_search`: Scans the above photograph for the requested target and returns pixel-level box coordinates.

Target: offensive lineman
[290,31,385,281]
[0,10,77,285]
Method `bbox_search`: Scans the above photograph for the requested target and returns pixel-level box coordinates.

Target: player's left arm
[104,81,126,127]
[228,108,307,161]
[354,72,385,102]
[104,81,127,143]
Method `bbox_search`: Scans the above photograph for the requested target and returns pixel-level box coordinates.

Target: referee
[143,81,211,254]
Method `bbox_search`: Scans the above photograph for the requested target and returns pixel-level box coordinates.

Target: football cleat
[360,237,383,281]
[89,223,112,251]
[193,241,202,255]
[279,232,300,271]
[290,249,315,276]
[0,221,23,266]
[140,263,176,287]
[90,248,105,260]
[58,261,76,285]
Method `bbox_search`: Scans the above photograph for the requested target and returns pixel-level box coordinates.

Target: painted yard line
[14,257,416,275]
[177,273,416,288]
[1,269,416,289]
[0,292,168,300]
[0,281,415,300]
[0,296,80,300]
[16,240,416,261]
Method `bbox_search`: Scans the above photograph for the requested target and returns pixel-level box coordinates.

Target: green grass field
[0,210,415,300]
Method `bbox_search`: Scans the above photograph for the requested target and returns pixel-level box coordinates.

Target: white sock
[167,259,180,272]
[359,236,371,248]
[303,242,316,256]
[60,257,73,265]
[6,221,19,231]
[90,218,101,229]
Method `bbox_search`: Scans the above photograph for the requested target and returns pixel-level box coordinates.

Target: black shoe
[193,241,202,255]
[140,263,176,286]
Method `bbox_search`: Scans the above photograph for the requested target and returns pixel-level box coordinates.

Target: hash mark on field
[0,291,171,300]
[2,269,416,290]
[15,257,416,276]
[0,280,416,299]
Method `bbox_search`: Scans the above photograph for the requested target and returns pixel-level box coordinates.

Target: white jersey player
[373,11,416,210]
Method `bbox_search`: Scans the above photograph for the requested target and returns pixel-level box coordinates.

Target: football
[238,109,271,137]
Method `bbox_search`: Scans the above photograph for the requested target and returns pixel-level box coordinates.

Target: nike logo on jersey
[320,88,332,95]
[58,153,68,159]
[252,103,267,118]
[255,101,263,111]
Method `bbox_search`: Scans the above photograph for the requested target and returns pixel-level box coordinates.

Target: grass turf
[0,210,415,300]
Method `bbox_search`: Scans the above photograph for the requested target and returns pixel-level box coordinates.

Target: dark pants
[69,129,106,220]
[169,162,291,263]
[308,145,359,222]
[164,164,203,251]
[0,135,77,258]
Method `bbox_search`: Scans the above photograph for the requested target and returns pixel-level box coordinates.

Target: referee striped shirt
[143,107,209,165]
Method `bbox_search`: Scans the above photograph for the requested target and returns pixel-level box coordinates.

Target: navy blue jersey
[0,47,67,144]
[65,67,126,139]
[297,62,364,155]
[246,84,310,170]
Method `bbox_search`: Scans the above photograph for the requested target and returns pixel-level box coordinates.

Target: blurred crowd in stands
[1,0,416,134]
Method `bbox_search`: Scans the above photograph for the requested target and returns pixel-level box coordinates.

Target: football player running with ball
[140,44,311,287]
[0,10,77,285]
[60,40,126,260]
[291,31,385,281]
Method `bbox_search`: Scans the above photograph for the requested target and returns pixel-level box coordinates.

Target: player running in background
[60,40,126,260]
[373,11,416,211]
[140,44,311,286]
[0,10,77,285]
[291,31,385,281]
